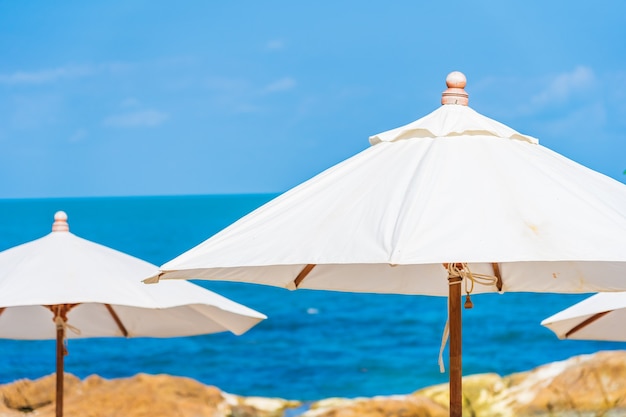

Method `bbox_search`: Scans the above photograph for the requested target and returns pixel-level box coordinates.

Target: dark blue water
[0,195,622,401]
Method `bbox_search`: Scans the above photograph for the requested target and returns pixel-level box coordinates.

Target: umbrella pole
[449,274,463,417]
[54,311,65,417]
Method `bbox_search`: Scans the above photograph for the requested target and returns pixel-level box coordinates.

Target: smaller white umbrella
[0,211,266,417]
[541,292,626,341]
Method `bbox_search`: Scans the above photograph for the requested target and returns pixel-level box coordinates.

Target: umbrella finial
[52,211,69,232]
[441,71,469,106]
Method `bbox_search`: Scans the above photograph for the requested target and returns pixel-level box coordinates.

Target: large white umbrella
[0,211,266,417]
[541,292,626,341]
[148,72,626,417]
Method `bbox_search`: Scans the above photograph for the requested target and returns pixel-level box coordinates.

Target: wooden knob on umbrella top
[52,211,69,232]
[441,71,469,106]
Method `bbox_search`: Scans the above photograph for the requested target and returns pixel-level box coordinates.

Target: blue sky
[1,1,625,199]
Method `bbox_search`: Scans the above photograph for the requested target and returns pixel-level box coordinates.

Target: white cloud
[0,62,135,85]
[265,39,286,51]
[472,67,601,120]
[0,65,94,85]
[201,75,296,113]
[103,110,169,128]
[10,94,63,129]
[205,76,250,93]
[69,129,88,143]
[261,77,296,94]
[531,66,596,106]
[537,101,607,139]
[101,61,135,74]
[120,97,141,108]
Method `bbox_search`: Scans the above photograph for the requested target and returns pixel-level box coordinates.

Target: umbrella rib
[105,304,129,337]
[565,311,612,338]
[294,264,316,288]
[491,263,503,291]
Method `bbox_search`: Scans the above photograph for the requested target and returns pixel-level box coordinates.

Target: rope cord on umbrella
[438,263,500,373]
[54,315,82,335]
[50,305,81,355]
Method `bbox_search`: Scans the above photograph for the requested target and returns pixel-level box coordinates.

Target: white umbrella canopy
[0,211,266,337]
[0,281,265,338]
[152,78,626,296]
[149,72,626,417]
[541,292,626,342]
[0,211,266,417]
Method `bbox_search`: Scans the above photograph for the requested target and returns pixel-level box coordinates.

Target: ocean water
[0,194,622,401]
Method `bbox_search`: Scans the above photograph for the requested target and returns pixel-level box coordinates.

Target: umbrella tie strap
[438,314,451,373]
[55,316,81,336]
[447,262,501,308]
[438,263,500,373]
[438,276,462,373]
[54,315,82,355]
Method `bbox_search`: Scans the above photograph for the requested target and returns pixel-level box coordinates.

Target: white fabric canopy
[150,71,626,417]
[0,211,266,417]
[541,292,626,341]
[154,105,626,296]
[0,211,266,338]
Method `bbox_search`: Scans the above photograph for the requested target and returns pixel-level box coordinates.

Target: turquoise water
[0,194,622,401]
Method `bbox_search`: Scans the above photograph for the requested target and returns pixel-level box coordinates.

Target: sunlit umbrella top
[153,73,626,296]
[0,211,266,338]
[150,71,626,417]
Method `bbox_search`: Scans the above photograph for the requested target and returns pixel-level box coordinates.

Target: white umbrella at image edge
[0,211,266,417]
[148,72,626,417]
[542,292,626,341]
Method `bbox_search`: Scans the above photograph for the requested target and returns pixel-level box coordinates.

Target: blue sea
[0,194,622,401]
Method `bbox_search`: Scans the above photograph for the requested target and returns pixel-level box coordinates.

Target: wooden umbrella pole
[56,321,64,417]
[51,305,70,417]
[48,303,78,417]
[448,274,463,417]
